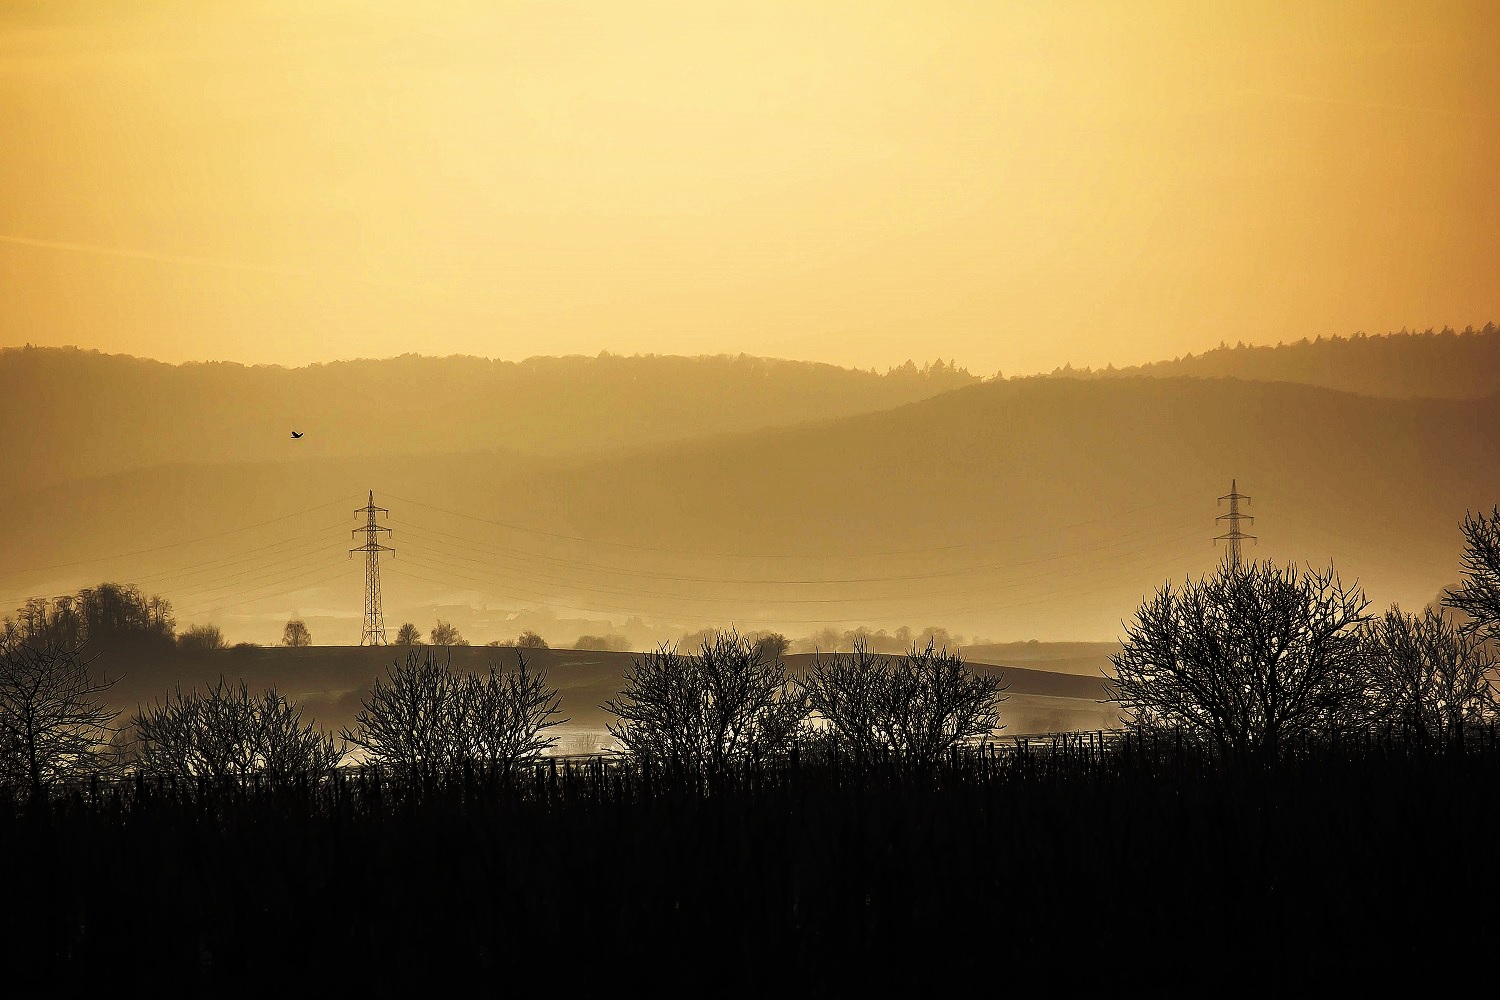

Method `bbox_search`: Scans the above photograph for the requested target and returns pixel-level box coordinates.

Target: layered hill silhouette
[5,370,1496,644]
[1053,324,1500,399]
[0,347,979,491]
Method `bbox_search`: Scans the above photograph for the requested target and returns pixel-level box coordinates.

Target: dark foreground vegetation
[3,731,1496,992]
[6,505,1500,988]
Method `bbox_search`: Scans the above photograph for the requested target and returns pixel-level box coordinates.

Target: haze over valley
[4,329,1495,661]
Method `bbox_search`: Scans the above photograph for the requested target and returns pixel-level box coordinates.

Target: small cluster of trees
[0,643,568,794]
[803,639,1007,768]
[179,624,226,652]
[1110,507,1500,761]
[1,624,1004,796]
[393,621,549,649]
[606,631,809,775]
[129,678,343,780]
[9,505,1500,793]
[342,650,564,782]
[605,629,1008,776]
[0,584,320,653]
[574,634,629,651]
[489,630,548,649]
[2,583,174,651]
[795,625,966,657]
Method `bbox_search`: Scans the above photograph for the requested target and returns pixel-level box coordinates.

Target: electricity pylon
[1214,478,1256,568]
[351,490,394,645]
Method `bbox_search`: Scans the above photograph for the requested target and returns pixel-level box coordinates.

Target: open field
[95,644,1119,748]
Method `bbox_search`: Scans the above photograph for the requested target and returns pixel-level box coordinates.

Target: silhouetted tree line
[793,624,968,655]
[341,649,564,783]
[8,696,1500,989]
[2,582,174,652]
[128,677,344,781]
[8,514,1500,989]
[0,582,306,652]
[0,624,1003,796]
[8,504,1500,796]
[1041,321,1500,399]
[1110,509,1500,764]
[602,628,1008,781]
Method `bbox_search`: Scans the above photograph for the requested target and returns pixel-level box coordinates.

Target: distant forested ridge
[1041,323,1500,399]
[0,347,980,490]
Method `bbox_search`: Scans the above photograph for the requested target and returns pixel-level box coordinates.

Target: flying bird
[291,431,304,439]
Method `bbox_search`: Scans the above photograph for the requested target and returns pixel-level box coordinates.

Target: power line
[393,534,1209,608]
[0,529,348,613]
[387,515,1199,587]
[383,549,1193,627]
[121,522,350,587]
[385,534,1211,624]
[5,495,361,576]
[174,565,352,618]
[1,483,1224,634]
[378,490,1205,561]
[165,548,343,603]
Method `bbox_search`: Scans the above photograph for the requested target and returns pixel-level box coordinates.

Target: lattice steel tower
[1214,479,1256,567]
[351,490,394,645]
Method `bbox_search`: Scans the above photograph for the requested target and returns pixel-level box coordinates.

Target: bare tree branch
[0,637,119,795]
[605,629,808,778]
[804,637,1006,766]
[1109,558,1369,762]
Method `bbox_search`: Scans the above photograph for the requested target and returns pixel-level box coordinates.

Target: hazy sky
[2,0,1495,375]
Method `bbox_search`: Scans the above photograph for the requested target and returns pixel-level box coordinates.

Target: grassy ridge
[97,645,1117,738]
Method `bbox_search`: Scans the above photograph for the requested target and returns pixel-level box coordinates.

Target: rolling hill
[4,373,1496,646]
[0,346,979,491]
[97,644,1118,746]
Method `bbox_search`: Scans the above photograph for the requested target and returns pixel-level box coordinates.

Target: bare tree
[803,638,1006,766]
[131,677,343,781]
[429,619,466,646]
[802,639,898,762]
[395,622,423,645]
[752,632,791,661]
[282,620,312,647]
[890,643,1006,765]
[515,630,548,649]
[343,649,458,783]
[343,648,564,782]
[1110,558,1370,762]
[1446,506,1500,642]
[605,629,808,776]
[178,623,226,652]
[1360,606,1497,741]
[452,653,566,777]
[0,637,119,795]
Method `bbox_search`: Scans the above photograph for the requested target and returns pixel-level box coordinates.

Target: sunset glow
[3,0,1495,374]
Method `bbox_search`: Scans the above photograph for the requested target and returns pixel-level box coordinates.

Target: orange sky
[1,0,1495,375]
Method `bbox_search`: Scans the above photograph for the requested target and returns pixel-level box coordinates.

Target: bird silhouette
[291,431,304,439]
